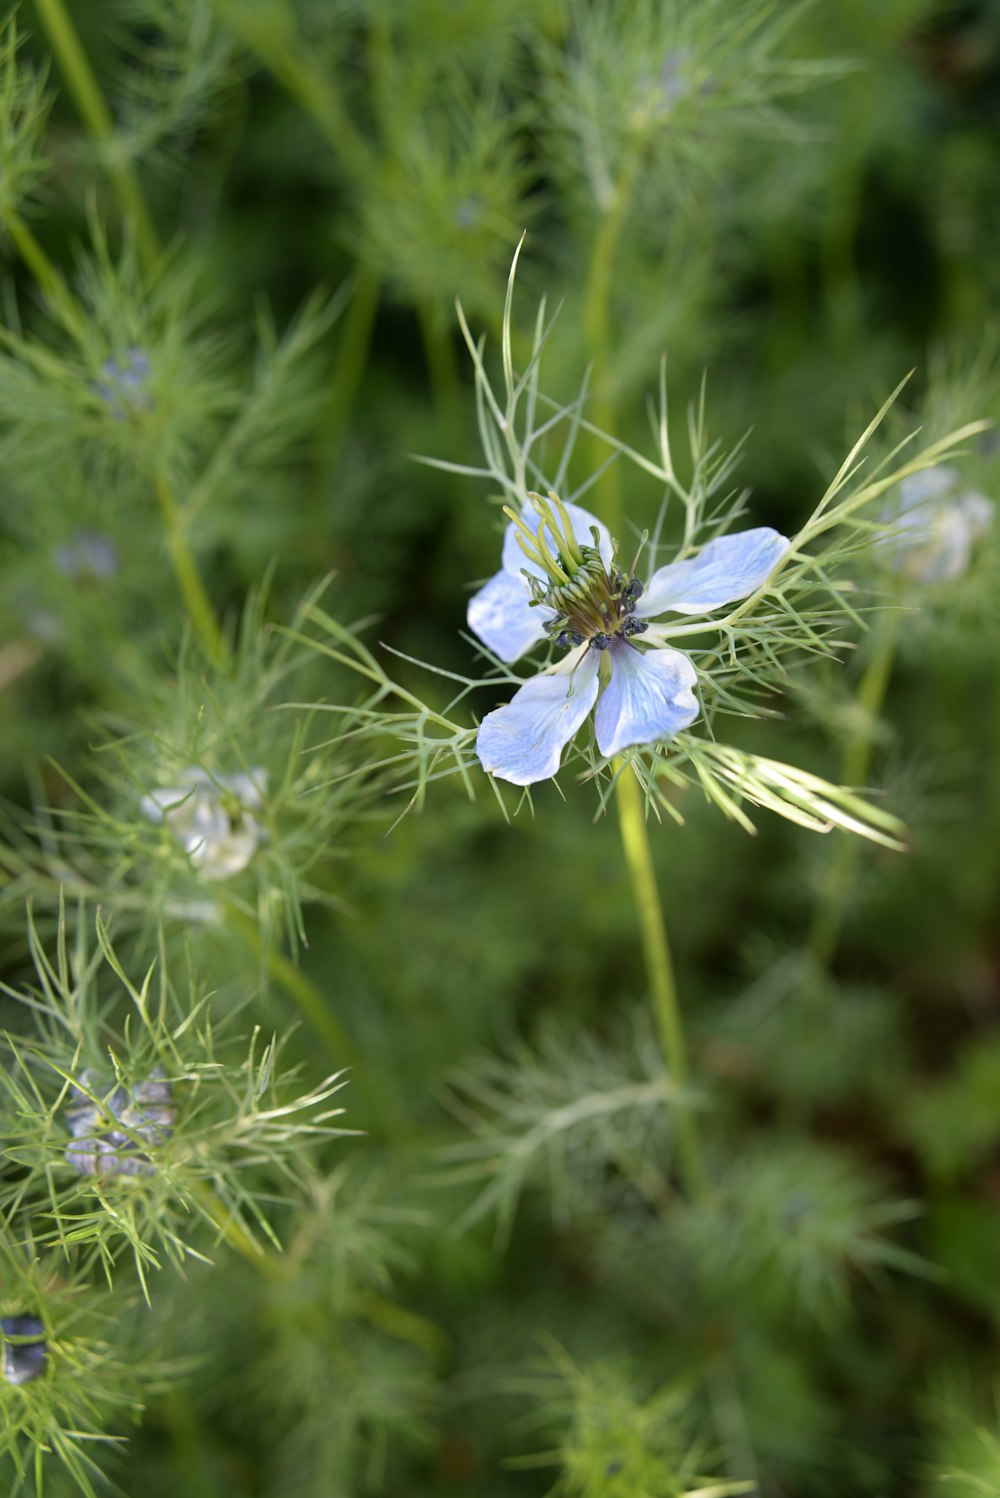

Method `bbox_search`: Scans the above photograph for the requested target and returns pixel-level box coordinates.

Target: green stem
[307,266,381,514]
[31,0,159,271]
[613,763,706,1199]
[188,1176,282,1276]
[325,264,381,454]
[614,771,756,1484]
[192,1178,448,1361]
[417,298,460,415]
[153,473,229,667]
[1,208,89,341]
[356,1290,450,1363]
[583,151,640,535]
[3,209,61,298]
[213,0,367,169]
[223,902,361,1072]
[808,614,899,967]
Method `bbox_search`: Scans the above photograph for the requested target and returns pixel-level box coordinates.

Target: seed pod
[1,1316,47,1385]
[65,1068,176,1178]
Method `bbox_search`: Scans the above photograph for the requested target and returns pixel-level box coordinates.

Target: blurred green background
[2,2,1000,1495]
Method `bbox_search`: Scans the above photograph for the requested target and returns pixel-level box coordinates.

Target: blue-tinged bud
[53,531,120,583]
[94,348,152,420]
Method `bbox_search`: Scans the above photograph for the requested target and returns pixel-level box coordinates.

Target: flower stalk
[153,472,229,668]
[32,0,160,271]
[222,901,361,1074]
[613,763,706,1200]
[808,613,900,967]
[583,149,641,533]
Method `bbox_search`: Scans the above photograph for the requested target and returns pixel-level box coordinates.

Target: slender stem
[213,0,368,170]
[3,209,61,299]
[187,1176,282,1277]
[583,151,640,535]
[1,208,89,341]
[153,473,229,667]
[222,901,361,1073]
[355,1290,450,1363]
[195,1174,448,1359]
[613,762,706,1198]
[307,267,381,514]
[417,298,460,415]
[212,2,381,504]
[614,768,758,1484]
[324,264,381,455]
[808,614,900,967]
[31,0,160,271]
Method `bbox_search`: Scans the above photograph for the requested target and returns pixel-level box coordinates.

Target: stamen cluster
[543,555,649,651]
[506,492,649,653]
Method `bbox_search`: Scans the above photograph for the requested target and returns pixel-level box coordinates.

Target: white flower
[141,767,268,880]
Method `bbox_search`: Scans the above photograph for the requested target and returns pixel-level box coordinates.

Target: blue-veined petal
[502,500,613,582]
[637,528,789,618]
[467,568,551,662]
[476,650,600,785]
[594,641,699,756]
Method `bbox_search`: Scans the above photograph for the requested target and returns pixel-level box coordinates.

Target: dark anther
[606,1460,624,1476]
[591,632,613,651]
[570,630,584,645]
[621,576,644,611]
[555,632,570,649]
[620,616,648,638]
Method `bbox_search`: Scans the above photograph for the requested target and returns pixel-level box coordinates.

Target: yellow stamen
[531,517,570,584]
[502,505,547,572]
[548,491,584,568]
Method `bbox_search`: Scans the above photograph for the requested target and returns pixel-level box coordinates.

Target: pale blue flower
[468,496,790,786]
[882,465,993,583]
[1,1316,47,1385]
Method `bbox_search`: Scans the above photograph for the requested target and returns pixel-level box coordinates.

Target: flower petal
[637,528,790,618]
[476,651,600,785]
[467,568,552,663]
[959,491,994,541]
[594,641,699,756]
[882,487,993,583]
[897,465,960,510]
[502,500,613,582]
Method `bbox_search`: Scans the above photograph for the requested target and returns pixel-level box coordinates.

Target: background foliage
[2,2,1000,1495]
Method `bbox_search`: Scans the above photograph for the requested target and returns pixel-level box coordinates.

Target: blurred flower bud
[94,348,152,420]
[140,768,268,880]
[881,465,993,583]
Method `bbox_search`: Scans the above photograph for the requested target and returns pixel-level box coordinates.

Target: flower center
[504,492,649,652]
